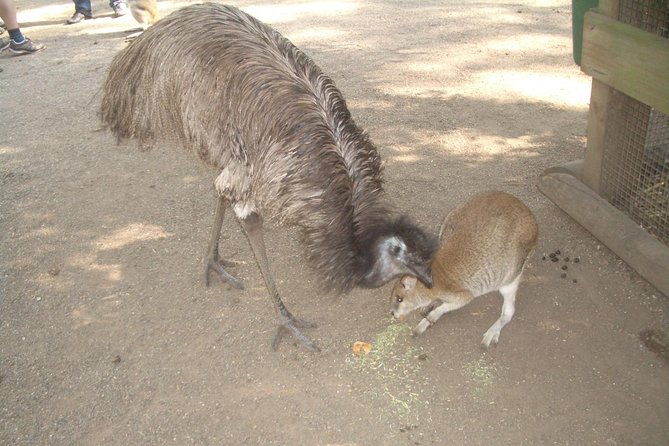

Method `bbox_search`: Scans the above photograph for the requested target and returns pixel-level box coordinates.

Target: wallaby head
[358,218,438,289]
[390,275,433,320]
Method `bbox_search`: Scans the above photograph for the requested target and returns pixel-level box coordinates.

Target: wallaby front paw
[481,327,501,348]
[413,318,430,336]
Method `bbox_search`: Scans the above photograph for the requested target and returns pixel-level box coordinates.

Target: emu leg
[239,212,320,352]
[204,197,244,289]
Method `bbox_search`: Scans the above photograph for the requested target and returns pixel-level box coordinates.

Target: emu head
[359,217,437,289]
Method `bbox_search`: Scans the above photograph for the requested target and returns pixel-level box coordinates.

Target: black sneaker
[67,11,93,24]
[8,38,45,55]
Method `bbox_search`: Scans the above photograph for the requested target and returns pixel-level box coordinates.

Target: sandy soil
[1,0,668,444]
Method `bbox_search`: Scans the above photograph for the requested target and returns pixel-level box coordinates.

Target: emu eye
[396,296,403,303]
[392,245,401,255]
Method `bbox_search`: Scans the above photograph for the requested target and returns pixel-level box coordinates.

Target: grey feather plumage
[100,3,435,294]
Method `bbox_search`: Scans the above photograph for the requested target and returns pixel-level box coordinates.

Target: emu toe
[204,256,244,290]
[272,314,320,352]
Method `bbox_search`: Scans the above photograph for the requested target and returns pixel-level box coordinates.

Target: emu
[100,3,437,352]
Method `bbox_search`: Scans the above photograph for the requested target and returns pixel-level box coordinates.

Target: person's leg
[66,0,93,24]
[109,0,127,17]
[0,0,20,30]
[0,0,44,54]
[0,0,14,50]
[74,0,93,15]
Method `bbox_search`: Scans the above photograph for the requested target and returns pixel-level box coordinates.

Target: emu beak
[412,266,433,289]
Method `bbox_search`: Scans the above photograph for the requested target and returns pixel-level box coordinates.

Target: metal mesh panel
[618,0,669,37]
[599,0,669,245]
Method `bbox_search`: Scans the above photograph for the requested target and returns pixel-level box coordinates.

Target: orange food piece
[352,341,372,355]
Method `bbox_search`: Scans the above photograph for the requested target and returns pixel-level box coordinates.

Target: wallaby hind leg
[413,291,474,336]
[481,274,521,348]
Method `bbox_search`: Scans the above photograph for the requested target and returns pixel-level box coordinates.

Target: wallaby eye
[396,296,403,303]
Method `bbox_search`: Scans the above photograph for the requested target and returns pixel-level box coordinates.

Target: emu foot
[204,256,244,290]
[272,313,320,352]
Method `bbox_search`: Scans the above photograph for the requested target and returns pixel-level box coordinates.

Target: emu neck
[299,180,390,294]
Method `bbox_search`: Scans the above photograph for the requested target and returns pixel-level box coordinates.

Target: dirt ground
[1,0,668,444]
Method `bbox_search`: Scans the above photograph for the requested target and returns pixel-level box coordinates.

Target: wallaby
[126,0,160,40]
[390,191,538,347]
[130,0,159,29]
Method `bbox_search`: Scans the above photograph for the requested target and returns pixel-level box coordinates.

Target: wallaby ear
[400,275,417,290]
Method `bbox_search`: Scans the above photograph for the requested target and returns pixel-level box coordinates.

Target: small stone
[112,355,122,364]
[564,257,570,262]
[47,268,60,277]
[574,257,580,263]
[417,353,428,361]
[561,273,567,279]
[551,257,559,262]
[573,279,578,283]
[561,265,568,270]
[542,256,546,261]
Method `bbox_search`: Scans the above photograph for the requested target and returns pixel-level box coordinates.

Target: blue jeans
[73,0,125,15]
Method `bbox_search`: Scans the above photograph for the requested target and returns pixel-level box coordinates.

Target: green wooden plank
[581,10,669,115]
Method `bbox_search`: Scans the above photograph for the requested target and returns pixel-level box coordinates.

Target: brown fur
[129,0,159,29]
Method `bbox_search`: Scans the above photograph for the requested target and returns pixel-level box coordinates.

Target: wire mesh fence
[599,0,669,245]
